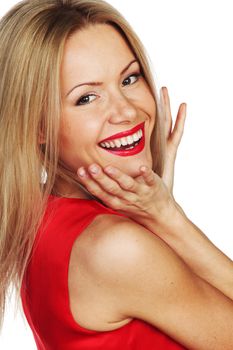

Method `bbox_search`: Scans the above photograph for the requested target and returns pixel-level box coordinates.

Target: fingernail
[78,167,86,177]
[89,165,99,174]
[105,166,115,174]
[140,166,148,172]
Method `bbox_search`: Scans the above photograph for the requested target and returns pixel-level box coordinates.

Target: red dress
[21,195,186,350]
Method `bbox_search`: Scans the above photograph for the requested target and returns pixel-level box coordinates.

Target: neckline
[49,194,94,201]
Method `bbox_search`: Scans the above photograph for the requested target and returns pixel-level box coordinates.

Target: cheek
[142,91,156,134]
[59,113,94,147]
[148,96,156,119]
[58,114,102,167]
[140,85,156,116]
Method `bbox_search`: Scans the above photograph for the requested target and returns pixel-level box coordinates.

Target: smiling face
[59,24,156,181]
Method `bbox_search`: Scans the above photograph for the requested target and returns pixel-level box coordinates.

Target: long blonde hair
[0,0,165,328]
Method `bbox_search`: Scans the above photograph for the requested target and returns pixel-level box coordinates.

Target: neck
[52,178,93,200]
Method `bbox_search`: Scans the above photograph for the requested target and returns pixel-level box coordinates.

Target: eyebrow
[66,59,138,97]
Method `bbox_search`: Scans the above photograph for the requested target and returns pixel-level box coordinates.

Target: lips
[98,122,145,157]
[99,122,144,143]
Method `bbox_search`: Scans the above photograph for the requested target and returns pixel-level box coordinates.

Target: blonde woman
[0,0,232,349]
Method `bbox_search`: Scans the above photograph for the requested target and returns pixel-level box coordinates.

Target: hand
[160,87,187,195]
[77,163,180,232]
[77,87,187,230]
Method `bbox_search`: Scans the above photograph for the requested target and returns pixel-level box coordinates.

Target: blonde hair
[0,0,165,328]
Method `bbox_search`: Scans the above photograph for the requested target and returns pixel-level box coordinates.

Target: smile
[98,122,145,157]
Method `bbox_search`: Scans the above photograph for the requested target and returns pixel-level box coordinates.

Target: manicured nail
[78,167,86,177]
[89,164,99,174]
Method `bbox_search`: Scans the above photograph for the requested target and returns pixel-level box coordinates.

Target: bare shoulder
[69,213,146,331]
[71,213,233,349]
[69,213,169,331]
[75,213,183,280]
[70,213,142,265]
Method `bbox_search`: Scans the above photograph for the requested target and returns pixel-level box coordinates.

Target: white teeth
[121,137,128,146]
[114,139,122,148]
[100,128,143,149]
[133,133,139,142]
[126,135,134,145]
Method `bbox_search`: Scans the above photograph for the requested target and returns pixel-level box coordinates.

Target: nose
[107,91,137,124]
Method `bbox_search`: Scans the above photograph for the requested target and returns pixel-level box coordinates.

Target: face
[59,24,156,179]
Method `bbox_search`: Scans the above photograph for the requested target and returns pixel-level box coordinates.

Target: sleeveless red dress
[21,195,186,350]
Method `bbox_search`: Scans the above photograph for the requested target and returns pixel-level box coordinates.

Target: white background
[1,0,233,348]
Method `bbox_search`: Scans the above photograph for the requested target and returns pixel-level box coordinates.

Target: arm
[143,202,233,301]
[77,159,233,301]
[76,86,233,300]
[82,215,233,350]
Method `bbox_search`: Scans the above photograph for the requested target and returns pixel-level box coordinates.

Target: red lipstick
[98,122,145,157]
[99,122,144,143]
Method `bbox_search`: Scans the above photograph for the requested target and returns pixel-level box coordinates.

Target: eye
[122,73,141,87]
[76,94,97,106]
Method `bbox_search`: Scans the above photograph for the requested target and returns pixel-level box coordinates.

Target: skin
[59,23,157,197]
[59,23,186,197]
[65,26,233,350]
[59,23,233,349]
[76,86,186,215]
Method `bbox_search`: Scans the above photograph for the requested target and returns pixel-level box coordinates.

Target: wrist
[144,199,188,238]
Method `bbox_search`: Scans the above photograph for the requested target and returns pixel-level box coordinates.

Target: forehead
[61,24,136,86]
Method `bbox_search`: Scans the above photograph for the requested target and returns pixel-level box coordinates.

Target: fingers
[170,102,187,148]
[77,167,130,211]
[161,87,187,145]
[78,165,121,197]
[161,87,173,139]
[77,167,117,203]
[104,166,138,192]
[160,86,187,193]
[139,166,156,186]
[77,164,136,202]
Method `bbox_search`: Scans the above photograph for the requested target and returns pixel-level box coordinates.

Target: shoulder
[74,213,185,287]
[71,213,233,349]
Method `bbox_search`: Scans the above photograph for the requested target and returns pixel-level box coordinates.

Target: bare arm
[76,86,233,300]
[77,161,233,302]
[143,203,233,301]
[81,215,233,350]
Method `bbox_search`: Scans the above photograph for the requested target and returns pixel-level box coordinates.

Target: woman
[0,0,232,349]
